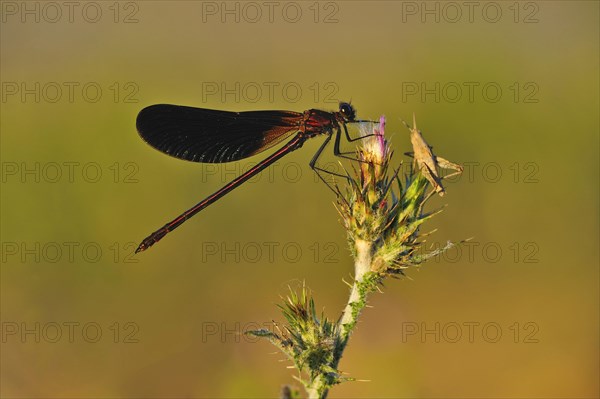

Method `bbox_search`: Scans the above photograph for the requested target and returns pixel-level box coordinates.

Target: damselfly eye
[339,102,356,121]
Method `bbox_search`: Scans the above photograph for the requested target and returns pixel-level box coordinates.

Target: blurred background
[1,1,598,398]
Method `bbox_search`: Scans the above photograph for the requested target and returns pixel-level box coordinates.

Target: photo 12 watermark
[417,240,540,264]
[1,81,140,104]
[400,1,540,24]
[1,321,140,343]
[1,161,140,184]
[200,1,340,24]
[192,160,540,186]
[442,161,540,184]
[1,241,139,264]
[400,81,540,104]
[1,1,140,24]
[399,321,540,343]
[200,321,277,343]
[199,241,340,264]
[200,320,540,344]
[200,81,340,104]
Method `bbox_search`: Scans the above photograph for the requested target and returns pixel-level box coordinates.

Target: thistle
[335,115,452,278]
[248,114,463,399]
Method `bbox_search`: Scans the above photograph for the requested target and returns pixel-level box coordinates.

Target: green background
[1,1,598,397]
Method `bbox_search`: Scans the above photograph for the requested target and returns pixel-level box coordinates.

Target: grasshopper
[402,114,463,197]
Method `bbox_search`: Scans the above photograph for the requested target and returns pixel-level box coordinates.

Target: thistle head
[336,115,454,276]
[359,115,387,165]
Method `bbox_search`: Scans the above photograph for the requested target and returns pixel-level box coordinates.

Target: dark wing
[136,104,303,163]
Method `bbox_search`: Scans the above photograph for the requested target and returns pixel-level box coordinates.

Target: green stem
[338,239,373,347]
[305,239,375,399]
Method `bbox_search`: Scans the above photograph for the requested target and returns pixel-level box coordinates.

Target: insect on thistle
[134,102,377,253]
[402,114,463,196]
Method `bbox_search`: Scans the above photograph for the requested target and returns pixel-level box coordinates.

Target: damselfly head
[339,102,356,121]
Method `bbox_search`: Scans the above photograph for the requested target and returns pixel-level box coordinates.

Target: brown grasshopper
[402,114,463,197]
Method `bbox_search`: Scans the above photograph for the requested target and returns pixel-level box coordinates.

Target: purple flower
[359,115,388,165]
